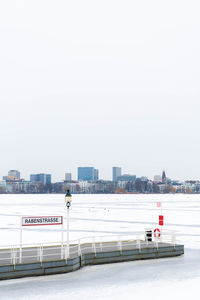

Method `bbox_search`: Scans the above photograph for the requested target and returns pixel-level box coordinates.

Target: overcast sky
[0,0,200,182]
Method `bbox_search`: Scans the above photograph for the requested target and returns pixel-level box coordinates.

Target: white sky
[0,0,200,182]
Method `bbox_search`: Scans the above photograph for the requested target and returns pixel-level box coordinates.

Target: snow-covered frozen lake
[0,194,199,299]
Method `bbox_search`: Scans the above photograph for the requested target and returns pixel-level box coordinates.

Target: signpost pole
[67,207,69,259]
[19,217,22,263]
[61,220,64,259]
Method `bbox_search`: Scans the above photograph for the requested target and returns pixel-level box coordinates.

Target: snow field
[0,194,199,299]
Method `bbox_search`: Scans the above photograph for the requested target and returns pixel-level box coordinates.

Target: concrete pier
[0,240,184,280]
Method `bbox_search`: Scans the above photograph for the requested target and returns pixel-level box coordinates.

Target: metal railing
[0,230,179,268]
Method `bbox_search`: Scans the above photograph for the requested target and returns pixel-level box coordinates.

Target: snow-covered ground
[0,194,199,299]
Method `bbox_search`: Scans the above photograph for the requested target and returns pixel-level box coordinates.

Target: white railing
[0,230,179,267]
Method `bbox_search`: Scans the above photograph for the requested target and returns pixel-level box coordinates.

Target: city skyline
[1,167,199,183]
[1,167,200,194]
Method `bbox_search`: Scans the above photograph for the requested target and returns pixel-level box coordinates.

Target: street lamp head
[65,189,72,208]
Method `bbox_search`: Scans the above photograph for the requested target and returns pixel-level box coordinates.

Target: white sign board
[22,216,63,226]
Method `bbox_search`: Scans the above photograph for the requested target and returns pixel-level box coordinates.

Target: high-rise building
[94,169,99,181]
[112,167,122,182]
[8,170,20,180]
[65,173,72,181]
[78,167,98,181]
[30,173,51,184]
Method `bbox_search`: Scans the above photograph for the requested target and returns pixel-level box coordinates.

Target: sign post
[19,218,22,263]
[20,216,63,262]
[61,222,64,259]
[157,202,164,239]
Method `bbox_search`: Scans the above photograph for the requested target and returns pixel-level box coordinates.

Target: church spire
[162,170,166,183]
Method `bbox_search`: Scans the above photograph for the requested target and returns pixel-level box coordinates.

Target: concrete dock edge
[0,244,184,280]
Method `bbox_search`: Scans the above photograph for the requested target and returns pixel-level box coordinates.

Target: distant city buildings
[78,167,99,181]
[153,175,162,183]
[94,169,99,181]
[8,170,20,179]
[113,167,136,182]
[3,170,21,182]
[1,168,200,194]
[117,174,136,182]
[162,171,166,183]
[112,167,122,182]
[65,173,72,182]
[30,173,51,184]
[0,181,6,191]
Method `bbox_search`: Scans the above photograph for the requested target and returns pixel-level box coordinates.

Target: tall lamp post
[65,189,72,259]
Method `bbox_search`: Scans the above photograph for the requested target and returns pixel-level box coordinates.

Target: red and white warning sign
[159,215,164,226]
